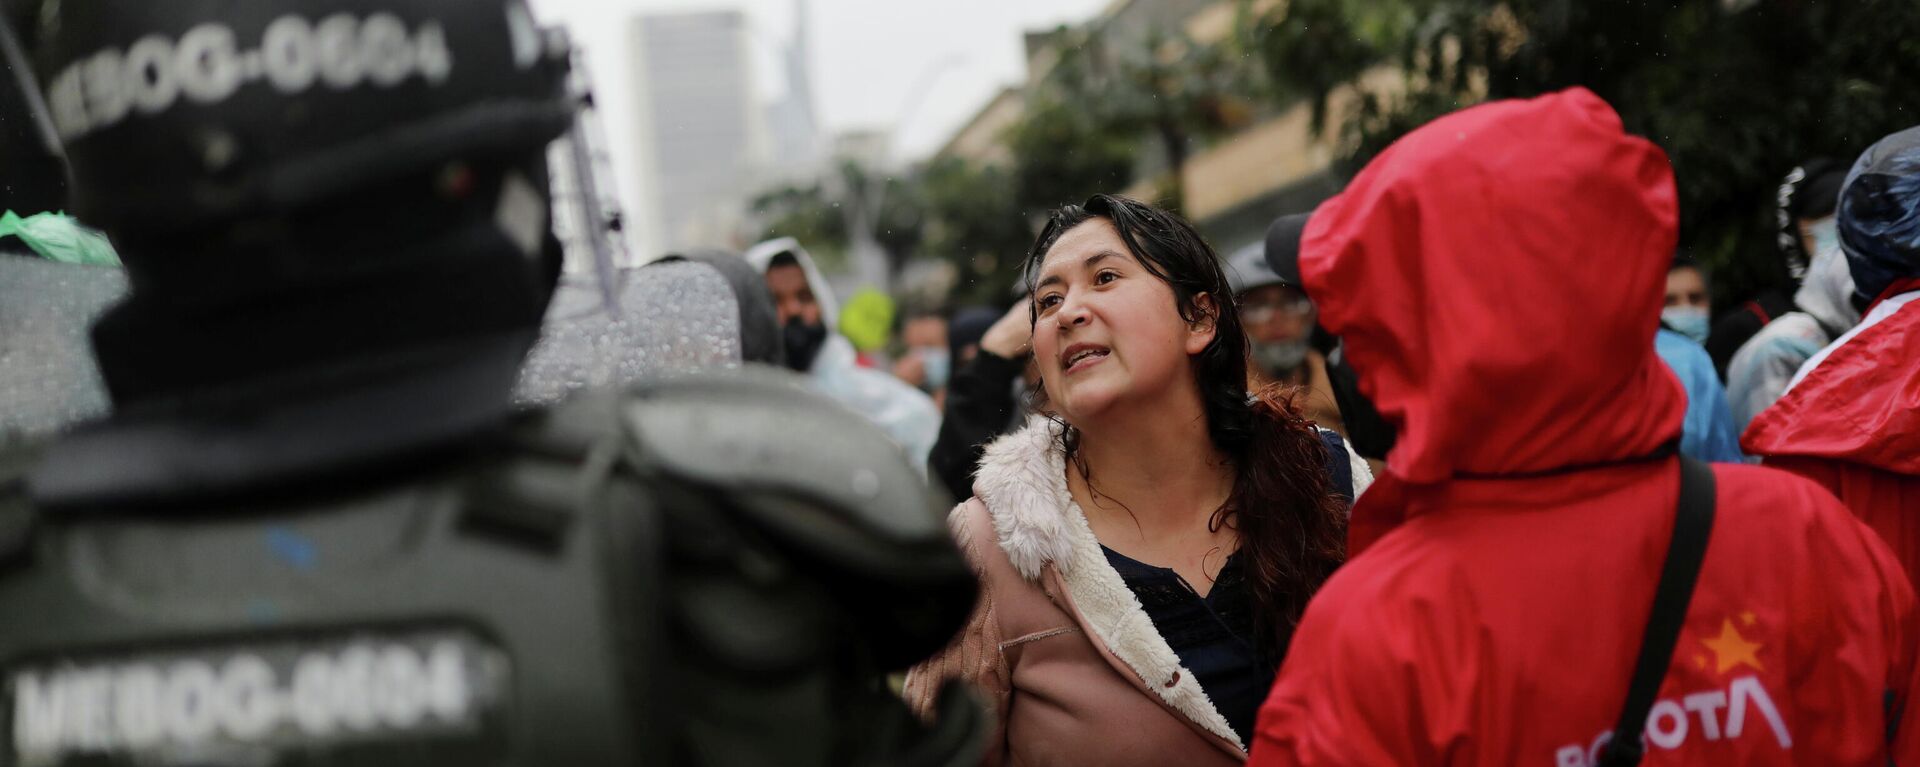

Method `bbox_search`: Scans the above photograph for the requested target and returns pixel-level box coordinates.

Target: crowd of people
[763,88,1920,765]
[6,2,1920,764]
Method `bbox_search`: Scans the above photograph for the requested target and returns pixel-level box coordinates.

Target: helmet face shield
[514,260,742,406]
[0,1,651,435]
[515,72,713,406]
[0,258,123,444]
[36,0,576,238]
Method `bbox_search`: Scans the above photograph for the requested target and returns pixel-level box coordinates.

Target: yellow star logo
[1740,610,1758,627]
[1692,653,1709,670]
[1701,618,1765,674]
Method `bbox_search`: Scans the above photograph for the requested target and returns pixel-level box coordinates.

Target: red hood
[1742,283,1920,475]
[1301,88,1686,551]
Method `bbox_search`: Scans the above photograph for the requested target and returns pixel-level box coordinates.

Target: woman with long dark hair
[904,195,1350,765]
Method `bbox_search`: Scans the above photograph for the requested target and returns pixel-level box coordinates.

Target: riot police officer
[0,1,982,764]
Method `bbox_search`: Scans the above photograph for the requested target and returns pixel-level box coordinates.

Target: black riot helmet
[37,0,575,236]
[0,7,65,214]
[29,0,579,406]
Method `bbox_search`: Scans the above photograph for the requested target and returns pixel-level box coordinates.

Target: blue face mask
[915,346,951,390]
[1661,306,1710,344]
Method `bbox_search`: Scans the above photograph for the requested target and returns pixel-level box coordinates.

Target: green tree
[836,159,925,280]
[749,160,925,278]
[1236,0,1381,134]
[1005,24,1251,214]
[1302,0,1920,302]
[1005,28,1140,214]
[749,181,849,270]
[1121,29,1254,209]
[917,156,1037,306]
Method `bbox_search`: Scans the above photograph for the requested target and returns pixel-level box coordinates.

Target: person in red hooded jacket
[1246,89,1920,766]
[1743,125,1920,593]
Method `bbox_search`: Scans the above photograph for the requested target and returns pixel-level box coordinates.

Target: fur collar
[972,415,1244,752]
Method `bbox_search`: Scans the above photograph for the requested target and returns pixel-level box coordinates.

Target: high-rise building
[627,10,768,256]
[763,0,821,182]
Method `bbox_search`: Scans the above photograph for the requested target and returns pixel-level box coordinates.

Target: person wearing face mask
[893,311,954,403]
[1745,125,1920,592]
[1724,221,1861,431]
[919,343,952,394]
[1224,220,1343,435]
[747,238,940,470]
[1707,160,1849,377]
[1260,214,1394,480]
[1248,88,1919,767]
[1662,256,1715,343]
[1655,256,1745,461]
[1228,246,1314,382]
[926,302,1033,504]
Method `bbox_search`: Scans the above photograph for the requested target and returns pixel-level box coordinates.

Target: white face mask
[1807,216,1840,260]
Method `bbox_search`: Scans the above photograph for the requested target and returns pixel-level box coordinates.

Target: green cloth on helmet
[0,210,120,266]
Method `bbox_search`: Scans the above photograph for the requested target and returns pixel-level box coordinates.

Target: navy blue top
[1319,428,1355,502]
[1094,429,1351,744]
[1101,546,1268,745]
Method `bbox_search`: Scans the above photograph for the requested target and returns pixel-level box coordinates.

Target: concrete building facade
[627,11,769,256]
[935,0,1396,255]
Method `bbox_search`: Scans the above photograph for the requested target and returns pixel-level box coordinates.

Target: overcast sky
[529,0,1109,243]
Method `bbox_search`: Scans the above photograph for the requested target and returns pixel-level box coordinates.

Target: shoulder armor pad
[558,368,974,666]
[620,368,952,551]
[0,441,43,570]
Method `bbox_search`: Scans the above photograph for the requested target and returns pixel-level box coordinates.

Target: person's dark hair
[1024,194,1346,663]
[1777,158,1846,283]
[768,251,801,270]
[1670,254,1708,283]
[1790,161,1847,222]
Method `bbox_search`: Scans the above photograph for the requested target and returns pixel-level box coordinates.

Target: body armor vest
[0,369,982,767]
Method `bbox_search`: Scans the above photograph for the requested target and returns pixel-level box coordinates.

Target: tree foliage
[838,159,926,274]
[749,181,848,270]
[1005,91,1137,214]
[1004,28,1142,214]
[1324,0,1920,301]
[1237,0,1379,134]
[917,156,1036,306]
[1005,24,1252,214]
[1123,29,1256,209]
[749,160,923,276]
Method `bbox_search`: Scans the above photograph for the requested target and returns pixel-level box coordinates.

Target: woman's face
[1031,219,1214,425]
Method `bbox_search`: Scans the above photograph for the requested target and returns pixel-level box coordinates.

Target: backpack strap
[1598,457,1717,766]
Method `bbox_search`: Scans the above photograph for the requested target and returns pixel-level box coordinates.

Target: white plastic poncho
[744,238,939,470]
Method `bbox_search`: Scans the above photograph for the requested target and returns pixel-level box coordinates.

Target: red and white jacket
[1249,89,1920,767]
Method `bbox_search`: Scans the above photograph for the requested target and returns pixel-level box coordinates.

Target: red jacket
[1249,89,1920,767]
[1745,285,1920,592]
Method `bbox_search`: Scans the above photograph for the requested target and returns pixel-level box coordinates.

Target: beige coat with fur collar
[903,416,1247,766]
